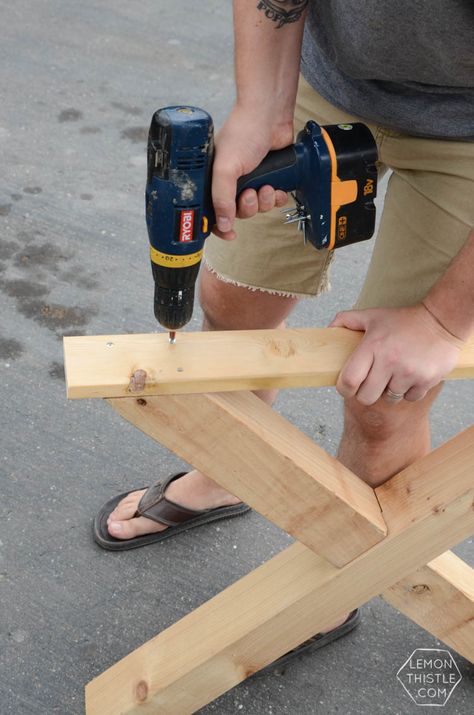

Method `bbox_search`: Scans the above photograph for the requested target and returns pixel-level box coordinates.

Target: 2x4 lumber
[382,552,474,663]
[64,328,474,399]
[85,427,474,715]
[107,391,387,567]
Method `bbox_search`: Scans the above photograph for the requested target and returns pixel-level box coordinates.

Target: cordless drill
[146,106,377,341]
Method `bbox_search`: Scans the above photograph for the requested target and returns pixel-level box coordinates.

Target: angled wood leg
[107,393,474,659]
[85,426,474,715]
[383,552,474,662]
[108,391,387,567]
[63,329,474,715]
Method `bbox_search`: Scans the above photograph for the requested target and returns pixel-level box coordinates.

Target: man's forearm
[210,1,308,237]
[423,226,474,341]
[233,1,308,120]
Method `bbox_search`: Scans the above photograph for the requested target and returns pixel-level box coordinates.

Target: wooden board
[108,391,387,567]
[64,328,474,398]
[383,552,474,663]
[85,426,474,715]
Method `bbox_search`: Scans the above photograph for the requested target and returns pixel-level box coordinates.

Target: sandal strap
[135,472,212,527]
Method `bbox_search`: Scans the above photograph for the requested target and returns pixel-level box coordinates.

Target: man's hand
[211,106,291,240]
[211,0,307,239]
[329,304,465,405]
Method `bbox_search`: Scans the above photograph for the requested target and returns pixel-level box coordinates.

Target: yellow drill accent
[150,246,203,268]
[321,127,358,250]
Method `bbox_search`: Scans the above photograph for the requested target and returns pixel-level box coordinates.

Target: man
[94,1,474,665]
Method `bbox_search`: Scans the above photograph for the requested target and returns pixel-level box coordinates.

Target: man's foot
[107,469,242,540]
[105,470,348,633]
[252,609,360,678]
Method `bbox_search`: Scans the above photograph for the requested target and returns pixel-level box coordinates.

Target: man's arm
[331,226,474,404]
[212,0,308,239]
[423,226,474,342]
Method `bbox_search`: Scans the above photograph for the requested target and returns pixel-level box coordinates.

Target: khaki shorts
[204,75,474,309]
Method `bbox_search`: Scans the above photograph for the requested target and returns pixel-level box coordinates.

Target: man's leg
[106,263,299,541]
[340,123,474,489]
[338,386,442,489]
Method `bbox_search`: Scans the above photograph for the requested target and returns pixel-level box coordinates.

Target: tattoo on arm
[257,0,309,28]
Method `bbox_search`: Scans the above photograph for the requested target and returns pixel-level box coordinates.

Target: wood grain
[383,552,474,663]
[64,328,474,398]
[108,391,387,567]
[85,427,474,715]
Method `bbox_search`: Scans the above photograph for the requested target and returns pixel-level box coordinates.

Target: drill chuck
[152,262,200,330]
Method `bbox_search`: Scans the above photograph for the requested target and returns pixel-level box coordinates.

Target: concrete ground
[0,2,472,713]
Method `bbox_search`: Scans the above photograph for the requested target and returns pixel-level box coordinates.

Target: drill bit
[169,331,176,345]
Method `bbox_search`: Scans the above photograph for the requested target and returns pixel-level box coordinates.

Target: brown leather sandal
[93,472,251,551]
[250,608,361,678]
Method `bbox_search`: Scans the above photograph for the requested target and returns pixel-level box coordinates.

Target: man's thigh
[356,131,474,310]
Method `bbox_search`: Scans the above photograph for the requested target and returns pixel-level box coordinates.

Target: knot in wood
[265,338,296,358]
[135,680,149,702]
[411,584,430,595]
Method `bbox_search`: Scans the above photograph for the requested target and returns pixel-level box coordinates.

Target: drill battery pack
[320,123,377,250]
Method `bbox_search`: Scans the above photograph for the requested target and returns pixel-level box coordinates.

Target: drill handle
[236,145,300,197]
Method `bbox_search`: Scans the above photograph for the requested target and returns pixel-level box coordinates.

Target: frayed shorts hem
[204,258,332,299]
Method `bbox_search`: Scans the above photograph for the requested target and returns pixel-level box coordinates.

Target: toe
[106,488,167,540]
[107,515,166,540]
[108,489,146,522]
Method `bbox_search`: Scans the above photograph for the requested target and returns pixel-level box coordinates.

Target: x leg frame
[63,328,474,715]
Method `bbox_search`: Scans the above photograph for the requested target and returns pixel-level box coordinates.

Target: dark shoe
[251,608,361,678]
[93,472,251,551]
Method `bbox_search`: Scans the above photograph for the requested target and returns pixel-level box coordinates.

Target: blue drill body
[146,107,215,265]
[146,106,377,331]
